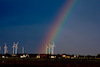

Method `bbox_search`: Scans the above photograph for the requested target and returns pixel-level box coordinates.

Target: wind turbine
[0,46,1,51]
[4,43,8,54]
[13,42,19,54]
[15,42,19,54]
[0,46,1,54]
[12,42,16,54]
[22,46,24,54]
[46,43,49,54]
[46,43,51,54]
[46,44,48,54]
[51,41,56,55]
[46,41,56,54]
[49,43,51,54]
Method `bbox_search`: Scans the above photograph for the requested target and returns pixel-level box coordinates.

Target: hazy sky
[0,0,100,55]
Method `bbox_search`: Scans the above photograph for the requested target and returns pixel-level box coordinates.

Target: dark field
[0,59,100,67]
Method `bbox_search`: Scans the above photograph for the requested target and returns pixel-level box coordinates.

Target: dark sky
[0,0,100,55]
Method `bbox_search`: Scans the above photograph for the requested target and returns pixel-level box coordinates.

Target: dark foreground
[0,59,100,67]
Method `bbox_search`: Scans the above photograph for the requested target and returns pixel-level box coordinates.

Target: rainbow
[39,0,78,53]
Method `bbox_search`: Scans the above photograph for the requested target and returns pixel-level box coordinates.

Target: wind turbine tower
[0,46,1,53]
[0,46,1,51]
[12,42,16,54]
[22,46,24,54]
[15,42,19,54]
[49,44,51,54]
[46,44,48,54]
[4,43,8,54]
[51,41,56,55]
[46,44,50,54]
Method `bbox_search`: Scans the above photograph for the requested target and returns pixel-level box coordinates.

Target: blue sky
[0,0,100,55]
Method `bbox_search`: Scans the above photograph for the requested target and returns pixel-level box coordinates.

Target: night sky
[0,0,100,55]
